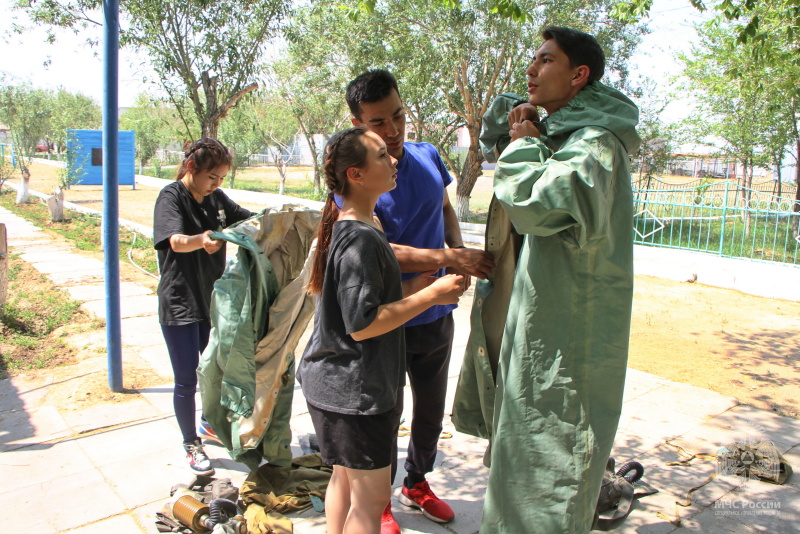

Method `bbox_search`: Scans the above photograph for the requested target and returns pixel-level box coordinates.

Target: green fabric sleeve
[493,127,619,249]
[479,93,527,163]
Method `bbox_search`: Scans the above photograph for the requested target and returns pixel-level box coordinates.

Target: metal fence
[633,180,800,266]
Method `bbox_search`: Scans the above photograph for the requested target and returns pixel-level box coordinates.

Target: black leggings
[161,322,210,444]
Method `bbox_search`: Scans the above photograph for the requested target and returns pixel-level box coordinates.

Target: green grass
[0,255,91,377]
[635,210,800,265]
[0,189,159,275]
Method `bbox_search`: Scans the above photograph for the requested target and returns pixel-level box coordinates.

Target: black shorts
[307,402,401,470]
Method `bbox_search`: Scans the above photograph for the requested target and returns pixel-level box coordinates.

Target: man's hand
[508,102,539,125]
[201,230,223,254]
[446,248,495,279]
[510,120,541,141]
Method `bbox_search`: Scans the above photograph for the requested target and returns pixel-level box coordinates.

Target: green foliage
[120,93,182,172]
[218,98,265,188]
[49,88,101,149]
[18,0,290,138]
[58,130,85,189]
[286,0,644,217]
[0,81,53,176]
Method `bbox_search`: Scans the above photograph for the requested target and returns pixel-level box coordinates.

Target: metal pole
[103,0,123,392]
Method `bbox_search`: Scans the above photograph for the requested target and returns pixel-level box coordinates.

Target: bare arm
[442,192,463,248]
[169,230,222,254]
[389,194,495,278]
[351,274,463,341]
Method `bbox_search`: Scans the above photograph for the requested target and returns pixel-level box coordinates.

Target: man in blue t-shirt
[346,70,494,532]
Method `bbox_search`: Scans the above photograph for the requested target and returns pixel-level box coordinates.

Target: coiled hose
[616,460,644,483]
[207,498,240,529]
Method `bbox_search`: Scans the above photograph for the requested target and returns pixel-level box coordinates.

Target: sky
[0,0,710,115]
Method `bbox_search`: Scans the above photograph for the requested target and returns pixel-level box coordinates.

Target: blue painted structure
[66,128,134,186]
[103,0,123,393]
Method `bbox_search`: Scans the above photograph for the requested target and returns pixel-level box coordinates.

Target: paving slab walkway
[1,199,799,533]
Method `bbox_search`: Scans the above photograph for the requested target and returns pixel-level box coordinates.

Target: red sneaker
[380,503,401,534]
[399,481,454,523]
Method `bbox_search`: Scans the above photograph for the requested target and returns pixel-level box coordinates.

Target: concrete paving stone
[131,503,166,534]
[65,282,153,302]
[59,398,161,435]
[81,294,159,319]
[18,250,76,263]
[634,379,740,421]
[47,269,106,285]
[135,346,174,379]
[13,244,72,255]
[121,315,166,347]
[63,513,146,534]
[7,238,58,250]
[612,428,672,459]
[4,226,45,240]
[293,513,328,534]
[41,468,128,531]
[623,369,671,403]
[674,507,766,533]
[782,446,799,493]
[32,257,105,274]
[0,374,53,413]
[0,438,94,492]
[715,479,800,532]
[99,444,204,509]
[135,382,178,416]
[696,404,800,453]
[617,398,708,444]
[410,455,488,534]
[0,497,56,533]
[613,488,685,534]
[76,418,179,468]
[614,442,743,510]
[0,405,71,452]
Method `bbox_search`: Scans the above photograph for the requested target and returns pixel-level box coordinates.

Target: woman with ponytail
[297,127,465,534]
[153,138,253,475]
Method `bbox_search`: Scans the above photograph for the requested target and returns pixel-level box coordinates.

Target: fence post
[0,223,7,313]
[719,180,729,257]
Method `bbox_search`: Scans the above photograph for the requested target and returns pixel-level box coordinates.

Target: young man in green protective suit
[452,27,641,533]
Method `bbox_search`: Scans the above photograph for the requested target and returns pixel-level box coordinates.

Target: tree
[286,0,644,219]
[0,82,53,203]
[266,57,350,194]
[18,0,290,138]
[120,93,181,174]
[218,99,263,189]
[49,88,101,152]
[250,94,300,196]
[628,78,675,189]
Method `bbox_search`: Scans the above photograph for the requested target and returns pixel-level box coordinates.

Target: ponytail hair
[176,138,233,181]
[307,127,369,295]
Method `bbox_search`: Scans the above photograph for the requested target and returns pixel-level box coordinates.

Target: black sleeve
[153,187,184,250]
[218,191,254,227]
[335,231,386,334]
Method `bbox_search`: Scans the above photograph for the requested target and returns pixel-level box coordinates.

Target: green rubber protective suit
[452,82,641,533]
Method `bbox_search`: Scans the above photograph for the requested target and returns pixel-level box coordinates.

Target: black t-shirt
[154,180,253,325]
[298,220,405,415]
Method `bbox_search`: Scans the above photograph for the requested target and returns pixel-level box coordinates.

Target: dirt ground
[3,162,799,419]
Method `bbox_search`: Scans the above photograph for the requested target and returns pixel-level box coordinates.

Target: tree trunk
[16,168,30,204]
[454,119,485,222]
[0,223,7,314]
[47,186,65,222]
[278,160,288,196]
[795,139,800,213]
